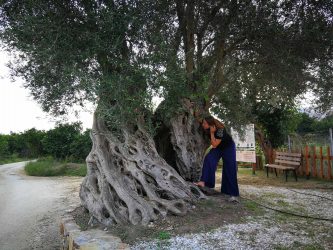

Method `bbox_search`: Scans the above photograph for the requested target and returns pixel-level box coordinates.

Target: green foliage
[0,135,9,160]
[296,113,317,134]
[312,115,333,133]
[296,113,333,134]
[255,104,302,147]
[0,123,92,163]
[25,157,66,176]
[25,157,87,176]
[42,122,82,159]
[62,163,87,176]
[156,231,171,241]
[1,1,332,136]
[243,200,261,213]
[69,129,92,162]
[0,0,154,127]
[19,128,46,157]
[0,129,46,161]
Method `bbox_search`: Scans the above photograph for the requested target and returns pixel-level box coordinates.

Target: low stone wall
[60,217,129,250]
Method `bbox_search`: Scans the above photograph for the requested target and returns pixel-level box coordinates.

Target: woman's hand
[209,125,221,148]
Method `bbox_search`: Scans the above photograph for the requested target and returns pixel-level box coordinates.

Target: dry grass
[215,167,333,190]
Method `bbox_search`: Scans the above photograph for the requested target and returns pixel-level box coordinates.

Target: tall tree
[42,123,82,159]
[1,0,332,225]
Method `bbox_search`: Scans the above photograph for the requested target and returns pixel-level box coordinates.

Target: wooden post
[320,147,324,179]
[329,128,333,155]
[328,146,332,180]
[298,148,303,176]
[288,135,291,152]
[305,145,310,179]
[268,149,272,163]
[312,145,317,177]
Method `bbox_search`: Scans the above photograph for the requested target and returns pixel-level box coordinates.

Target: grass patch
[222,168,333,189]
[156,231,171,240]
[199,198,220,209]
[261,192,286,199]
[242,199,263,215]
[0,155,31,165]
[25,157,86,176]
[62,163,87,176]
[276,199,290,208]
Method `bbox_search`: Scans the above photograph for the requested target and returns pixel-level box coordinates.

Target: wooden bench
[265,151,302,181]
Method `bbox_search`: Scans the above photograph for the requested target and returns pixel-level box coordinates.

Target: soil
[71,168,333,249]
[72,193,251,245]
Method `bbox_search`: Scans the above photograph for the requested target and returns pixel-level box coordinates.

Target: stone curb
[60,216,130,250]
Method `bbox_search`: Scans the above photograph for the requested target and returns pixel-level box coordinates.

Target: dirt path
[0,161,82,250]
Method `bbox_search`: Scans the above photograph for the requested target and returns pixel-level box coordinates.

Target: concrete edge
[60,215,130,250]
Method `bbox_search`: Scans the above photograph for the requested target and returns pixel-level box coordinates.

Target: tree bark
[80,113,204,226]
[255,125,274,164]
[169,111,208,181]
[154,102,209,181]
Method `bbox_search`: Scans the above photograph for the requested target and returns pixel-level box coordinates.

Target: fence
[300,145,332,180]
[270,146,333,180]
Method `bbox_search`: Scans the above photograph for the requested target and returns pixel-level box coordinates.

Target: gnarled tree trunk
[169,111,208,181]
[80,114,204,226]
[154,106,209,182]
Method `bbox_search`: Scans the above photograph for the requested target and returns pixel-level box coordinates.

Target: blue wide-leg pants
[200,142,239,196]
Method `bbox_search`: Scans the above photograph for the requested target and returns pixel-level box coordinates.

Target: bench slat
[276,156,302,162]
[275,159,301,166]
[265,164,296,170]
[276,152,301,157]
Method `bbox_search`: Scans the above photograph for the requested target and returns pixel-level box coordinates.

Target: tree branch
[185,0,195,90]
[206,37,226,101]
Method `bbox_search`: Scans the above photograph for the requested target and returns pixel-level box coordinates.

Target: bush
[62,163,87,176]
[1,123,92,164]
[25,157,65,176]
[42,123,82,159]
[25,157,87,176]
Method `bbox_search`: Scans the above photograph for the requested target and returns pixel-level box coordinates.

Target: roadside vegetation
[0,122,90,176]
[0,154,30,165]
[25,157,87,177]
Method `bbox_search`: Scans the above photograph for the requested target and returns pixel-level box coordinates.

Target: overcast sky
[0,49,93,135]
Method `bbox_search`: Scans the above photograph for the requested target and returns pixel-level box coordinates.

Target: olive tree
[1,0,332,225]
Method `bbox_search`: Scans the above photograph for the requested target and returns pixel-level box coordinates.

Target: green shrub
[62,163,87,176]
[25,157,65,176]
[25,157,87,176]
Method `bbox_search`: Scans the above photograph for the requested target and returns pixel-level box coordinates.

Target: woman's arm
[210,126,222,148]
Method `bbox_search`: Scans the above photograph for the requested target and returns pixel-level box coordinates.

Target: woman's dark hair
[204,116,224,129]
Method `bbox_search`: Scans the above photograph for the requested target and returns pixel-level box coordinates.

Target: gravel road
[0,161,82,250]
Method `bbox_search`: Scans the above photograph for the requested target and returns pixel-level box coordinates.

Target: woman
[195,116,239,199]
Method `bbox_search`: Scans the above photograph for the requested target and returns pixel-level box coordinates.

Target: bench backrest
[275,151,302,168]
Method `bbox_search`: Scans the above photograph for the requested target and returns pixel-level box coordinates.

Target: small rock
[148,222,154,228]
[104,227,108,231]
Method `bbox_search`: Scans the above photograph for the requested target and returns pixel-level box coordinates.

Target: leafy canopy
[1,0,332,128]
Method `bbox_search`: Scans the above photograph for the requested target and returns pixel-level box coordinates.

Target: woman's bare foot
[194,181,205,187]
